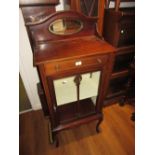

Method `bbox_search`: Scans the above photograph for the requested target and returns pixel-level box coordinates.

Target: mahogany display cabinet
[104,46,135,106]
[26,11,115,146]
[104,0,135,47]
[103,0,135,106]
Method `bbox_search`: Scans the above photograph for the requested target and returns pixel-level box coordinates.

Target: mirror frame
[48,18,84,35]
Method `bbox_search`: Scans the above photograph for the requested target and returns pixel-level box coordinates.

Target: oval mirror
[49,18,83,35]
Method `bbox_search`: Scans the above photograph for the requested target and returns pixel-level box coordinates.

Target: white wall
[109,1,135,8]
[19,9,41,110]
[55,0,64,11]
[19,2,64,111]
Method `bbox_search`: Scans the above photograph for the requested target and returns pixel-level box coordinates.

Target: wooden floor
[19,104,135,155]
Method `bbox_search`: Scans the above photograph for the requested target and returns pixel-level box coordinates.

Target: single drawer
[44,55,108,75]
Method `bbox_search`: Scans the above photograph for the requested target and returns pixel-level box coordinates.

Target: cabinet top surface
[34,36,115,65]
[26,11,115,65]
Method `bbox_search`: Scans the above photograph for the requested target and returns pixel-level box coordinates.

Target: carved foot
[52,132,59,147]
[48,122,59,147]
[55,137,59,147]
[118,97,125,106]
[48,122,53,144]
[96,118,103,133]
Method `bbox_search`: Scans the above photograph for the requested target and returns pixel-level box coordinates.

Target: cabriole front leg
[48,122,59,147]
[96,116,103,133]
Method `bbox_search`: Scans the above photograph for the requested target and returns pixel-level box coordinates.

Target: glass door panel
[80,71,100,104]
[79,71,101,117]
[53,76,77,106]
[53,75,77,123]
[80,0,99,17]
[53,71,101,123]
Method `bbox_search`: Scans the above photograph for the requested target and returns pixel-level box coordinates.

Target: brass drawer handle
[75,61,82,66]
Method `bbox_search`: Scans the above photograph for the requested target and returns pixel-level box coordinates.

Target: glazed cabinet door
[48,70,101,123]
[59,0,105,35]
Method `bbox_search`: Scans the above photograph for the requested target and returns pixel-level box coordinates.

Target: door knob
[121,29,124,34]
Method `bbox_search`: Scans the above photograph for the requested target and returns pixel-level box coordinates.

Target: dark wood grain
[53,113,102,132]
[70,0,106,36]
[44,53,108,75]
[20,1,58,49]
[21,6,56,23]
[111,69,129,79]
[19,0,59,7]
[26,11,99,44]
[34,38,114,65]
[27,11,115,146]
[113,51,134,73]
[103,8,135,47]
[56,98,96,124]
[97,0,105,36]
[38,65,58,127]
[37,83,49,117]
[103,1,135,107]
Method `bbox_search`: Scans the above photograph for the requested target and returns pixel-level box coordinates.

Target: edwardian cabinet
[103,0,135,106]
[26,11,115,146]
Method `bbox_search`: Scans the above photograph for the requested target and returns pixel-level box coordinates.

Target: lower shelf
[53,113,102,132]
[106,90,126,99]
[104,95,125,107]
[57,98,96,124]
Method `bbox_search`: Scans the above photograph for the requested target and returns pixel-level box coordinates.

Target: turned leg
[52,132,59,147]
[131,112,135,121]
[118,97,125,106]
[96,117,103,133]
[48,122,59,147]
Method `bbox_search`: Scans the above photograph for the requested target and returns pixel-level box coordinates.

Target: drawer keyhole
[55,64,60,71]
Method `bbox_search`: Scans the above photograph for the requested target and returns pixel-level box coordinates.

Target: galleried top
[26,11,115,65]
[26,11,99,43]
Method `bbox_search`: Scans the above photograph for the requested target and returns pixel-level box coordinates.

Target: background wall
[19,74,32,112]
[19,9,41,110]
[19,1,64,111]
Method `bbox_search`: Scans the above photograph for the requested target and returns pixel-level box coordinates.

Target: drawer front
[44,55,108,75]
